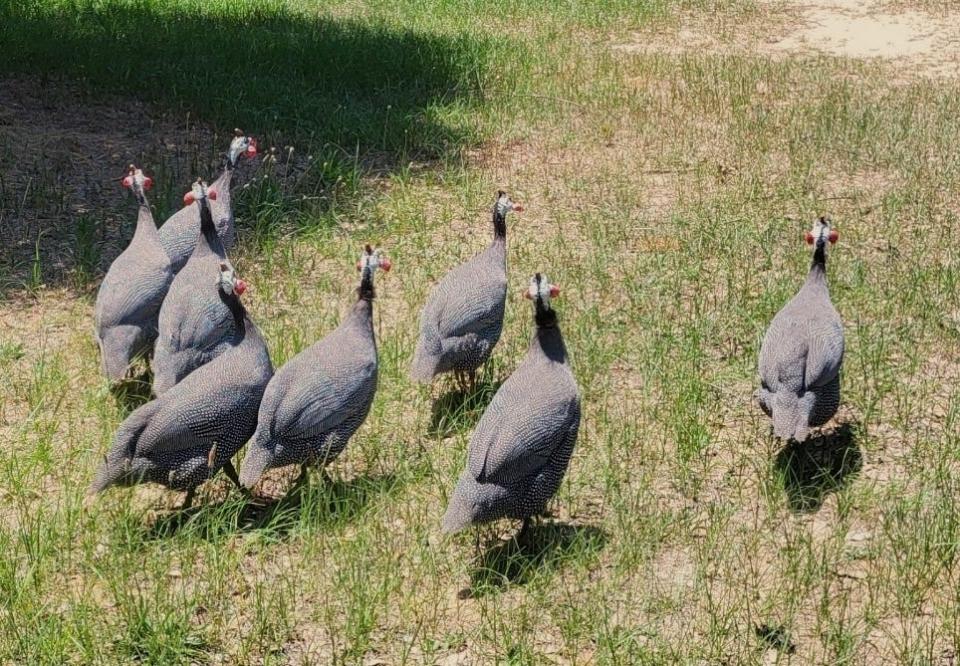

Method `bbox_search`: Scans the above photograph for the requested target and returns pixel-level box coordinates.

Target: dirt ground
[614,0,960,80]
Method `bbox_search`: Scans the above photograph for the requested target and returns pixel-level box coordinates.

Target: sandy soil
[614,0,960,79]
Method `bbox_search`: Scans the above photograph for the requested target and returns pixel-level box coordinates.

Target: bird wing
[425,258,506,340]
[177,299,234,352]
[269,342,376,441]
[467,377,580,486]
[758,312,808,394]
[135,375,251,455]
[95,251,169,329]
[803,316,844,389]
[159,273,234,356]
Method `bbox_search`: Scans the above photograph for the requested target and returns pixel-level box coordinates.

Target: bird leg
[181,487,196,510]
[292,463,310,489]
[222,460,243,490]
[474,526,481,559]
[468,369,476,394]
[517,516,532,543]
[318,467,334,485]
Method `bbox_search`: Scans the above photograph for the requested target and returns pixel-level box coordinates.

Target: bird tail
[238,427,273,489]
[89,456,131,495]
[441,477,475,534]
[88,400,160,495]
[772,393,810,442]
[98,327,140,382]
[410,341,439,384]
[150,357,175,396]
[150,347,194,396]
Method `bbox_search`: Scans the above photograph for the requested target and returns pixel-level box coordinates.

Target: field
[2,0,960,663]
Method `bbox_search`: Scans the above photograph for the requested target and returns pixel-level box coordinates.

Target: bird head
[121,164,153,197]
[524,272,560,305]
[183,179,217,206]
[524,273,560,327]
[218,262,247,297]
[804,216,838,248]
[356,245,390,299]
[227,128,258,167]
[494,190,523,219]
[356,244,391,275]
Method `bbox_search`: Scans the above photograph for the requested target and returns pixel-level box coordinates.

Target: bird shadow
[773,422,863,514]
[142,472,400,541]
[462,522,607,599]
[429,377,503,438]
[109,368,153,414]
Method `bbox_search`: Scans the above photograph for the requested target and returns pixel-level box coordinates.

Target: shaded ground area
[0,76,218,295]
[0,2,492,296]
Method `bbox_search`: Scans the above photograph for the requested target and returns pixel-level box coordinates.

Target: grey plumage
[410,191,521,384]
[442,273,580,534]
[239,247,390,489]
[152,181,242,395]
[94,166,174,382]
[758,217,844,442]
[90,266,273,500]
[157,131,256,273]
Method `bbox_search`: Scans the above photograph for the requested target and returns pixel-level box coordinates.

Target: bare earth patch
[614,0,960,80]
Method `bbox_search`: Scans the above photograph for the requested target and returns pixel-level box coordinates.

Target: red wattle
[122,176,133,188]
[380,259,392,272]
[513,204,524,212]
[549,285,560,297]
[208,189,218,201]
[829,230,839,243]
[234,279,248,296]
[183,192,196,205]
[804,232,814,245]
[143,177,153,190]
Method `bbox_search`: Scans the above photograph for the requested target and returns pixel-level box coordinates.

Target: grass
[2,0,960,662]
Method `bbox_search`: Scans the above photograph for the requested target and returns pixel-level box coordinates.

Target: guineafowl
[410,191,522,390]
[94,166,174,382]
[757,217,844,442]
[442,273,581,537]
[239,246,391,490]
[157,130,256,273]
[152,180,242,395]
[90,265,273,507]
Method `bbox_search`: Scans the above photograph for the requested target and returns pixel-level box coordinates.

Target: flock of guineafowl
[89,130,845,542]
